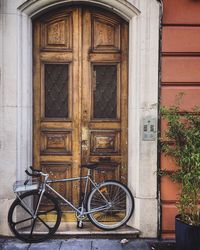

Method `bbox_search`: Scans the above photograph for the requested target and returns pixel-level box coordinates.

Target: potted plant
[159,103,200,250]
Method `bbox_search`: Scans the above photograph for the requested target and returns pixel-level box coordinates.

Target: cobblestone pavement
[0,238,176,250]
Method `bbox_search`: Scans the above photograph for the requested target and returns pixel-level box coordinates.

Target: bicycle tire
[87,180,134,230]
[8,190,61,243]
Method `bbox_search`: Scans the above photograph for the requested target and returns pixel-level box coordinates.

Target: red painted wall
[161,0,200,238]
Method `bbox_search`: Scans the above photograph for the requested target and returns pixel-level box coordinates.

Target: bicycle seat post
[87,168,91,176]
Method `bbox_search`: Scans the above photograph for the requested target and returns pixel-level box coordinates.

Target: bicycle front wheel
[87,180,134,230]
[8,190,61,243]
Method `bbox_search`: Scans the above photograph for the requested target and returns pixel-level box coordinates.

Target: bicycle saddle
[81,163,98,169]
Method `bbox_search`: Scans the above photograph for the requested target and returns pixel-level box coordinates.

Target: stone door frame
[15,0,160,237]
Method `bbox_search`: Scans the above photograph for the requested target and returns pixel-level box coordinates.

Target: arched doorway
[0,0,162,237]
[33,5,128,220]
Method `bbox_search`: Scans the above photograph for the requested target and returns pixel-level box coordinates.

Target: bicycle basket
[13,179,39,193]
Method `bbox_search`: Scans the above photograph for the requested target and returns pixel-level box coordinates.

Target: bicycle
[8,164,134,243]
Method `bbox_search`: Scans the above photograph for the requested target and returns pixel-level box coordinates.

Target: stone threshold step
[21,222,140,238]
[55,223,140,237]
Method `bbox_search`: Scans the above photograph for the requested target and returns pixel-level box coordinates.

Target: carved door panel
[33,7,128,217]
[81,8,128,185]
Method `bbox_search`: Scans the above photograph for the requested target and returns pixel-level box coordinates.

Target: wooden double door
[33,6,128,215]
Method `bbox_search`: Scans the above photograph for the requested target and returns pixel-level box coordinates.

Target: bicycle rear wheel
[87,180,134,230]
[8,190,61,243]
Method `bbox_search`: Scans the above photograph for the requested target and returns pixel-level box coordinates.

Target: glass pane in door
[45,64,68,118]
[93,65,117,119]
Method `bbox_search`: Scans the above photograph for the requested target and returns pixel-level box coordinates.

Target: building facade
[161,0,200,239]
[0,0,199,238]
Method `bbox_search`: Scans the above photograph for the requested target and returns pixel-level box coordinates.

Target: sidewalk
[0,238,176,250]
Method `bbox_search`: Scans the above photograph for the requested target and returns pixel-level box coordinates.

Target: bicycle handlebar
[30,166,41,173]
[25,166,48,178]
[25,169,40,177]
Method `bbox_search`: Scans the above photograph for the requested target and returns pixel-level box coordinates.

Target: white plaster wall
[0,0,160,237]
[0,0,19,235]
[0,0,32,235]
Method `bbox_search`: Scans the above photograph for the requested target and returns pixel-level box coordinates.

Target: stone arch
[18,0,140,20]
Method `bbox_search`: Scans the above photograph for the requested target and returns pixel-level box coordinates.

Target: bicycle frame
[37,169,110,217]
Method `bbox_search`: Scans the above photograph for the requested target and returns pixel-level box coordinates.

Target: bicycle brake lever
[25,169,40,177]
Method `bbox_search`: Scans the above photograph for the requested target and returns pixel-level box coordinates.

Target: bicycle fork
[33,189,45,219]
[33,174,48,219]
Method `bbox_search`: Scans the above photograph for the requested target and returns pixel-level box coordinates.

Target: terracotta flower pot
[175,215,200,250]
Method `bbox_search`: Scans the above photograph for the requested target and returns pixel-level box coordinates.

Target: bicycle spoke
[37,207,56,215]
[94,211,108,221]
[29,219,37,238]
[112,186,122,202]
[14,217,33,226]
[90,199,106,207]
[19,203,34,217]
[112,192,126,203]
[37,216,51,231]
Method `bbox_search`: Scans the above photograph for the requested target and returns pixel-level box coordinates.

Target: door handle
[82,140,88,145]
[81,140,88,149]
